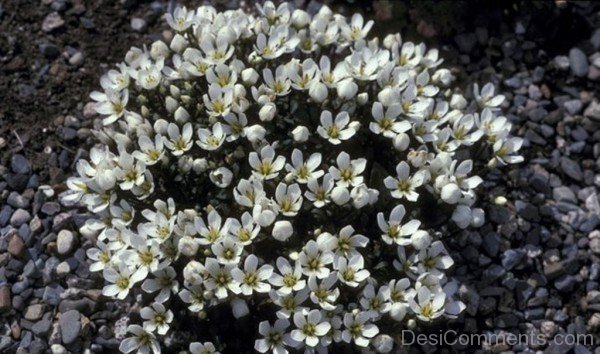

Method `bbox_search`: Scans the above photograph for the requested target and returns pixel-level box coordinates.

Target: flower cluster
[66,2,523,353]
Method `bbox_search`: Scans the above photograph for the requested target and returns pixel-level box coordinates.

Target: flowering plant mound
[65,2,523,353]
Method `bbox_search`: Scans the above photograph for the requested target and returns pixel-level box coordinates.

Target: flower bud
[259,103,276,122]
[441,183,462,204]
[373,334,394,353]
[150,40,170,60]
[292,125,310,142]
[174,106,190,123]
[165,96,178,113]
[392,133,410,151]
[337,80,358,100]
[411,230,431,250]
[357,92,369,105]
[241,68,259,85]
[231,297,250,318]
[244,124,266,143]
[272,220,293,241]
[292,9,310,28]
[450,93,467,110]
[169,34,188,53]
[192,158,208,174]
[331,186,350,205]
[179,236,199,257]
[309,82,327,103]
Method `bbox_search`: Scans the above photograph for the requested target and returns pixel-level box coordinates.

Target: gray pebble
[569,48,589,77]
[56,230,76,256]
[59,310,81,345]
[11,154,31,175]
[42,12,65,33]
[10,209,32,227]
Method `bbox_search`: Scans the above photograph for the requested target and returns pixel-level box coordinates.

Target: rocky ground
[0,0,599,353]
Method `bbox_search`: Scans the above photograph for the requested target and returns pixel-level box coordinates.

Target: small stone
[41,202,61,215]
[569,48,589,77]
[553,55,570,70]
[24,304,44,321]
[10,209,32,227]
[130,17,147,32]
[42,12,65,32]
[553,186,577,203]
[501,249,526,270]
[31,319,52,336]
[59,310,81,345]
[560,156,583,181]
[564,99,583,115]
[11,154,31,174]
[51,344,67,354]
[554,274,575,292]
[56,230,76,256]
[68,52,84,66]
[8,234,25,258]
[455,33,477,53]
[482,232,501,257]
[0,286,11,312]
[515,201,540,222]
[584,100,600,123]
[39,43,60,59]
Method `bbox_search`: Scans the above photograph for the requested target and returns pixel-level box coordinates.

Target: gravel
[0,1,598,353]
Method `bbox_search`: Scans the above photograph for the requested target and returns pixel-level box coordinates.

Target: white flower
[141,266,179,303]
[285,149,323,183]
[141,302,173,335]
[164,122,193,156]
[91,89,128,125]
[308,273,340,310]
[387,278,414,322]
[200,33,234,65]
[269,257,306,295]
[321,225,368,261]
[165,6,194,32]
[305,174,342,208]
[197,123,226,151]
[228,212,260,245]
[408,286,446,321]
[492,137,524,165]
[298,240,333,279]
[194,210,230,245]
[132,135,165,165]
[119,325,160,354]
[317,111,356,144]
[384,161,428,201]
[249,145,286,180]
[255,319,291,354]
[232,254,274,295]
[341,312,379,347]
[271,289,310,319]
[204,257,241,299]
[209,166,233,188]
[222,113,248,141]
[360,284,391,319]
[370,102,411,138]
[336,255,370,287]
[340,13,374,42]
[290,309,331,348]
[275,183,303,216]
[233,178,264,208]
[473,82,505,108]
[329,151,366,187]
[190,342,220,354]
[416,241,454,277]
[211,237,243,265]
[102,263,146,300]
[377,205,421,246]
[203,84,234,117]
